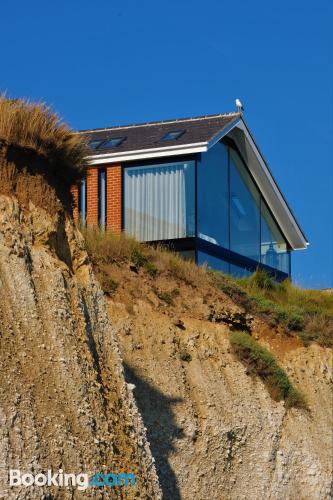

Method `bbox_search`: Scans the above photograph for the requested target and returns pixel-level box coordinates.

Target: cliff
[86,229,333,500]
[0,195,161,498]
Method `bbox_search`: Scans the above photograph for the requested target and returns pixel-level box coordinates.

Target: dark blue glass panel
[99,137,125,149]
[197,251,230,274]
[161,130,185,141]
[261,201,290,273]
[229,263,253,278]
[197,141,229,248]
[89,139,104,150]
[229,148,260,261]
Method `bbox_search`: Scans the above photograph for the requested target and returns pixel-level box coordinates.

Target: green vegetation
[99,276,118,296]
[154,287,180,306]
[214,269,333,347]
[229,331,307,409]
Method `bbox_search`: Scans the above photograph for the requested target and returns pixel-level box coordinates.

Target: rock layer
[109,295,332,500]
[0,195,161,499]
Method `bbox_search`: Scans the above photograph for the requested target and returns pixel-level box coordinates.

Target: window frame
[161,130,185,141]
[122,156,196,242]
[98,137,126,149]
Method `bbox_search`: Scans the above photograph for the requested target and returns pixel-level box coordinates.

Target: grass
[0,96,87,212]
[0,96,86,182]
[230,331,307,409]
[83,227,333,348]
[154,288,180,306]
[82,226,208,289]
[214,269,333,347]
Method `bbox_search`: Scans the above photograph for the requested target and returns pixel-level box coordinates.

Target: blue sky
[1,0,332,288]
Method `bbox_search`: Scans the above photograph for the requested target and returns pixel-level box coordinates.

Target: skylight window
[161,130,185,141]
[89,139,104,150]
[99,137,125,149]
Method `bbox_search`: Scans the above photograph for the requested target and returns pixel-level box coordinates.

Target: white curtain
[124,163,188,241]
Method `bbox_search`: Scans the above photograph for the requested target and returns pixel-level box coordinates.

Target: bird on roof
[235,98,244,114]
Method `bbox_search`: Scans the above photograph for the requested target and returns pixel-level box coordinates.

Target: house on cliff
[72,112,308,280]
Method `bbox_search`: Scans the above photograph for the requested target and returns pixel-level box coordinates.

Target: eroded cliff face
[0,195,161,499]
[0,192,332,500]
[103,268,333,500]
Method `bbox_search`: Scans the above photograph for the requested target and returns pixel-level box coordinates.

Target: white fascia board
[207,116,242,149]
[86,142,208,165]
[233,119,308,250]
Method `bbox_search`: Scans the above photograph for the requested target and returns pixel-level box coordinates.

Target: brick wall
[106,165,122,233]
[71,165,122,231]
[86,167,99,226]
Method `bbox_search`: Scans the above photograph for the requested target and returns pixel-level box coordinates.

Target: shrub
[154,288,180,306]
[230,331,307,409]
[237,271,333,347]
[99,276,118,296]
[247,269,277,291]
[144,261,158,277]
[156,291,174,305]
[213,273,254,312]
[254,298,306,331]
[131,247,149,268]
[180,350,192,362]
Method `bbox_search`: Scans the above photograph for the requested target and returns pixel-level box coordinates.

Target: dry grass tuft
[82,226,208,289]
[0,96,87,212]
[0,96,87,181]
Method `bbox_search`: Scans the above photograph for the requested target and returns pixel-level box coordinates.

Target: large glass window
[197,140,290,276]
[229,263,253,278]
[229,148,260,262]
[261,201,290,273]
[197,251,230,274]
[124,161,195,241]
[197,141,229,248]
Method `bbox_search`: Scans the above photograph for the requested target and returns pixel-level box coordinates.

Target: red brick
[86,167,99,226]
[106,165,122,233]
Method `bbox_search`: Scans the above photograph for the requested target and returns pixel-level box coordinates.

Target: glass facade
[261,200,290,274]
[229,148,261,261]
[198,141,290,276]
[124,161,195,241]
[197,141,229,248]
[197,251,230,274]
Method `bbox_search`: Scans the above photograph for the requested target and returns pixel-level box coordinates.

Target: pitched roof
[79,112,240,156]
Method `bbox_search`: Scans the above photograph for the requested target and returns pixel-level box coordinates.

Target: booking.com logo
[9,469,136,491]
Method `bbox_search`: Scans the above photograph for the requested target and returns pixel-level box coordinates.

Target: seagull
[235,98,244,114]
